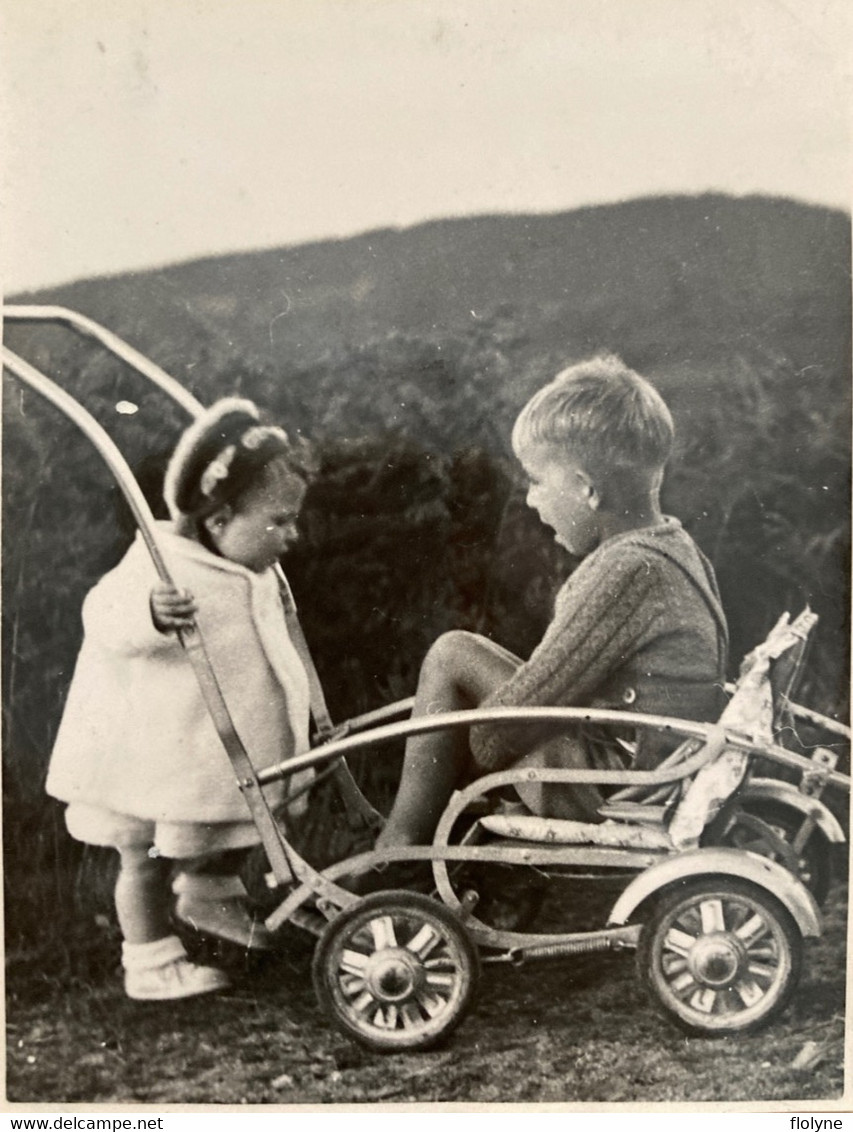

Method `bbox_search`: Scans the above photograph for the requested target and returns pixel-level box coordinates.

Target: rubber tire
[312,890,479,1052]
[719,800,832,905]
[637,876,802,1036]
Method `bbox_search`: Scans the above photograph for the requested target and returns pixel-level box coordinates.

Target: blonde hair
[512,355,673,484]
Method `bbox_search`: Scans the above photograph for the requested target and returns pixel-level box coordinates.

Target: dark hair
[164,398,315,528]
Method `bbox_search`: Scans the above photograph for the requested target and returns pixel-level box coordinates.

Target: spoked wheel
[312,890,479,1051]
[719,802,831,905]
[638,877,802,1035]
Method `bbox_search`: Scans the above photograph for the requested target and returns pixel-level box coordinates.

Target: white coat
[46,523,312,824]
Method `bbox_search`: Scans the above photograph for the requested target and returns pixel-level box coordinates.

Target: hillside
[9,192,848,369]
[6,191,848,461]
[3,194,851,964]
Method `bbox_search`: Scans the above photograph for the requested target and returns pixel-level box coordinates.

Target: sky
[1,0,850,293]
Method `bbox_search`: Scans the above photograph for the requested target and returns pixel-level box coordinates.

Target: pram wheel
[638,877,801,1036]
[717,802,831,905]
[312,890,479,1051]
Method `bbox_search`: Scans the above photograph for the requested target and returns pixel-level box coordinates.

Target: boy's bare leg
[377,631,520,847]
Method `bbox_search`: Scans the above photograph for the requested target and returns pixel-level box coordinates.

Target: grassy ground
[6,877,847,1107]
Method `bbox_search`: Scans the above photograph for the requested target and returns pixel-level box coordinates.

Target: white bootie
[172,873,275,951]
[122,935,230,1001]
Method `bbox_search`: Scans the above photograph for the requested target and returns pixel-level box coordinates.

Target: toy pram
[4,306,850,1052]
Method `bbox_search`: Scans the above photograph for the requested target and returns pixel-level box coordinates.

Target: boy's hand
[150,582,197,633]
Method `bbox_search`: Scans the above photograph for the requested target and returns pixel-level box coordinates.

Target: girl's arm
[150,581,197,632]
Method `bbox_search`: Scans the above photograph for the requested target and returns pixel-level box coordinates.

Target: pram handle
[4,305,383,831]
[2,348,173,578]
[2,345,300,887]
[3,305,205,417]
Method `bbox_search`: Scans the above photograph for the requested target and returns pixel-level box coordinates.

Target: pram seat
[476,609,820,857]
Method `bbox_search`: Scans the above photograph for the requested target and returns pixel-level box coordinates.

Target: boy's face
[522,446,600,557]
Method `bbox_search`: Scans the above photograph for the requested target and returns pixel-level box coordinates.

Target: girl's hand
[150,582,197,633]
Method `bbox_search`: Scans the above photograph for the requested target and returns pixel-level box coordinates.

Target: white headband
[197,425,290,499]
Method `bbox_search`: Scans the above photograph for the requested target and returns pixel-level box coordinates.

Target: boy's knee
[421,631,484,686]
[427,630,481,666]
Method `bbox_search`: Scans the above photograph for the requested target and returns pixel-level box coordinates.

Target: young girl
[372,355,729,853]
[46,399,315,1000]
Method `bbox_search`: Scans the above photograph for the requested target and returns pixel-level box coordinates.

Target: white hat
[163,397,261,520]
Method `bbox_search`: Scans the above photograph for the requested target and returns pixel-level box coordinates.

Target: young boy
[375,354,729,848]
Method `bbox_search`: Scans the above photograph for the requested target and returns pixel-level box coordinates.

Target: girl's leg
[114,845,173,943]
[377,631,520,847]
[115,845,231,1000]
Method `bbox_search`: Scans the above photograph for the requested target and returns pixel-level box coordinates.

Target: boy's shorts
[64,801,262,859]
[513,726,631,822]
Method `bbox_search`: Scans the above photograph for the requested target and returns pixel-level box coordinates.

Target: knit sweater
[470,517,728,772]
[46,523,312,824]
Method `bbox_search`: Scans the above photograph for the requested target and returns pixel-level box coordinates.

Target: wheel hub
[364,948,424,1003]
[688,933,743,987]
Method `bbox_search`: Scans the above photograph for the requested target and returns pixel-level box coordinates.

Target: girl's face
[521,446,601,557]
[206,464,306,573]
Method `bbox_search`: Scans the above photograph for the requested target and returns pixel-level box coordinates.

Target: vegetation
[3,194,850,1082]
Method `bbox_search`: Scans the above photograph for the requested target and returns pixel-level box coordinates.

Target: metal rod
[723,681,850,740]
[3,345,300,889]
[784,700,851,740]
[3,305,379,807]
[338,696,415,733]
[3,304,205,417]
[264,842,658,933]
[2,347,172,580]
[257,709,723,784]
[259,706,851,792]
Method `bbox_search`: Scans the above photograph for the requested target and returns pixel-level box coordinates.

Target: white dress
[46,523,313,857]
